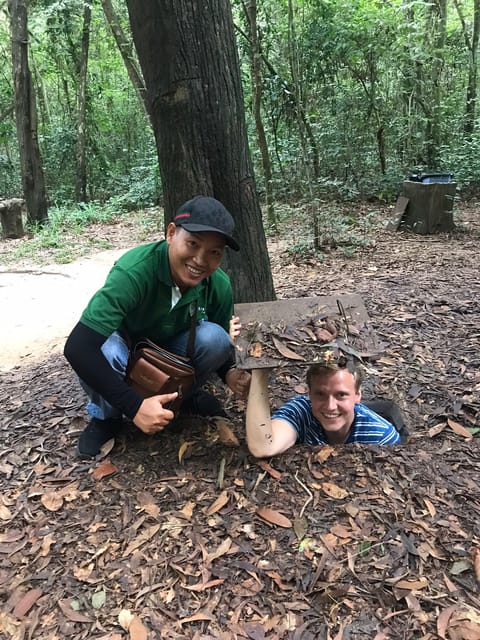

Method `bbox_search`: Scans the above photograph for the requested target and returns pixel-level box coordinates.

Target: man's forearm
[245,369,275,458]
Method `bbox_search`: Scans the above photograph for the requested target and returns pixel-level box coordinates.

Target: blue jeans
[81,321,232,420]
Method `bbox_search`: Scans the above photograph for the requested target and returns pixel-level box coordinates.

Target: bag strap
[186,300,198,360]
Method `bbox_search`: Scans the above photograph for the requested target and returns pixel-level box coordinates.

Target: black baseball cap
[173,196,239,251]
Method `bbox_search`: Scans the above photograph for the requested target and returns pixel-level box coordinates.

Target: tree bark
[75,1,91,203]
[8,0,48,225]
[0,198,25,238]
[125,0,275,303]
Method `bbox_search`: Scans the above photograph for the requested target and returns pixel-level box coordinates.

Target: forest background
[2,3,480,637]
[1,0,479,268]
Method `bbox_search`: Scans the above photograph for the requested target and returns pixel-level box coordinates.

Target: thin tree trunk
[286,0,319,181]
[346,59,386,174]
[100,0,149,118]
[76,1,91,203]
[243,0,276,231]
[8,0,48,225]
[453,0,480,136]
[426,0,447,168]
[235,21,319,179]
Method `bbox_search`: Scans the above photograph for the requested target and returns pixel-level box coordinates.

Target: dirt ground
[1,203,479,639]
[0,249,127,371]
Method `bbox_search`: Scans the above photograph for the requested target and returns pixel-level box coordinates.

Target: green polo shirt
[80,240,233,343]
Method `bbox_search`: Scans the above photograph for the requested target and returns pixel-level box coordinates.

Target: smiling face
[308,368,362,444]
[166,223,226,291]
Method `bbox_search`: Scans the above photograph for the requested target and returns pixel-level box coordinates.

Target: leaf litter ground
[1,203,480,640]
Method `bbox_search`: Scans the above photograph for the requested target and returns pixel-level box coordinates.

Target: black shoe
[77,417,123,460]
[180,390,227,418]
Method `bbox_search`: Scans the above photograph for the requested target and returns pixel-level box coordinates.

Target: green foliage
[236,0,480,202]
[2,0,156,208]
[273,199,377,262]
[1,202,119,265]
[0,202,162,266]
[4,0,480,217]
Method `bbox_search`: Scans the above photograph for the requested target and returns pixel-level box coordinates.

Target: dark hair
[306,360,363,392]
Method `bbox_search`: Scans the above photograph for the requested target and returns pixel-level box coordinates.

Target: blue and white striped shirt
[272,396,400,445]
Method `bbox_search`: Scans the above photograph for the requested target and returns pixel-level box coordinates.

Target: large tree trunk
[75,1,91,203]
[8,0,48,225]
[125,0,275,303]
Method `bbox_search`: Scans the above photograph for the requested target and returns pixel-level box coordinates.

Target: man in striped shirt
[245,346,400,458]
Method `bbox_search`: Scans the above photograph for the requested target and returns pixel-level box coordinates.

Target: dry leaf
[215,419,240,446]
[205,490,229,516]
[0,529,23,543]
[179,612,215,625]
[315,328,335,342]
[344,502,360,517]
[330,523,353,539]
[129,615,148,640]
[265,570,291,590]
[294,383,308,394]
[271,336,305,360]
[206,537,232,563]
[437,607,456,639]
[40,532,55,556]
[92,460,118,480]
[0,611,20,634]
[13,588,43,618]
[179,501,195,519]
[256,506,292,528]
[395,577,428,590]
[447,418,473,440]
[293,516,308,540]
[41,492,63,512]
[443,608,480,640]
[178,441,194,463]
[443,573,459,593]
[428,422,446,438]
[183,578,225,591]
[58,599,92,623]
[98,437,115,458]
[423,497,436,517]
[257,460,282,480]
[143,502,160,518]
[73,564,94,582]
[118,609,135,631]
[122,524,161,557]
[314,446,336,462]
[321,481,349,499]
[248,342,264,358]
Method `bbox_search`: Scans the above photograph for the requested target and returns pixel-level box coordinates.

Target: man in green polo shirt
[64,196,250,459]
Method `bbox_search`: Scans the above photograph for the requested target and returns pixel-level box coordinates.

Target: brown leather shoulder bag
[125,301,197,414]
